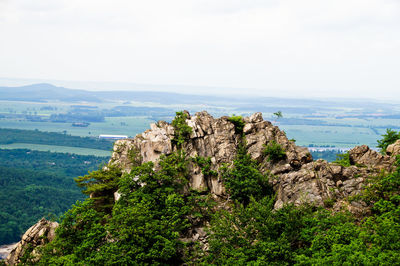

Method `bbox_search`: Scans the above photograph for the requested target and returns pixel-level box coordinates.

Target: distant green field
[1,98,400,149]
[0,143,112,156]
[0,116,153,137]
[280,125,382,148]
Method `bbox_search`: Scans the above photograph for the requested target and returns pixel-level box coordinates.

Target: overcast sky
[1,0,400,99]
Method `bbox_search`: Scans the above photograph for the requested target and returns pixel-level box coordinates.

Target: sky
[0,0,400,99]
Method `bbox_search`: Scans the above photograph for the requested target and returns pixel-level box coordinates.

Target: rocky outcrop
[110,111,312,198]
[348,145,395,171]
[273,159,370,213]
[6,218,58,265]
[110,111,398,213]
[274,144,398,213]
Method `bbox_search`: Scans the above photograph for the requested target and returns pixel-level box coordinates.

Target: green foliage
[0,149,108,177]
[263,140,286,163]
[37,151,215,265]
[228,115,245,135]
[38,200,108,265]
[333,152,351,167]
[377,129,400,153]
[127,146,142,167]
[205,196,400,265]
[204,197,353,265]
[193,156,218,178]
[273,111,283,119]
[171,111,193,148]
[223,144,273,205]
[204,154,400,265]
[0,149,107,245]
[34,150,400,265]
[323,197,336,208]
[360,156,400,204]
[74,166,122,212]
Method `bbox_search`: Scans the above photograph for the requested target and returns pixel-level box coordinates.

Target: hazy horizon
[0,77,399,104]
[1,1,400,100]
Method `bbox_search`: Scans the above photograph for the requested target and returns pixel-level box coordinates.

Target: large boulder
[273,159,370,212]
[274,144,399,213]
[6,218,58,265]
[386,139,400,157]
[348,145,394,171]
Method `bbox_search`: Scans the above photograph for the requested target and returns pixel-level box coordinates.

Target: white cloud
[0,0,400,99]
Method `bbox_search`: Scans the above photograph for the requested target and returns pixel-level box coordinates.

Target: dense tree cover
[0,128,113,150]
[0,167,84,245]
[0,150,108,245]
[36,152,207,265]
[34,144,400,265]
[204,157,400,265]
[0,149,108,178]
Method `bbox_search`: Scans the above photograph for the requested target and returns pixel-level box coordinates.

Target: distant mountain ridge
[0,83,398,112]
[0,83,102,102]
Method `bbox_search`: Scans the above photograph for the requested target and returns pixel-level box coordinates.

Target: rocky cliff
[110,111,399,213]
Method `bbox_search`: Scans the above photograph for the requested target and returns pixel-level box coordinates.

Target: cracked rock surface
[110,111,394,213]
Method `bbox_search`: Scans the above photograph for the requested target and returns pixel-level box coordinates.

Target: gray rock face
[274,144,398,212]
[110,111,312,198]
[273,159,370,212]
[6,218,58,265]
[349,145,395,171]
[109,111,397,213]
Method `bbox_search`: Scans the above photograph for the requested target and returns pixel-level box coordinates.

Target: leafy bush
[171,111,192,148]
[222,144,273,205]
[323,197,336,208]
[193,156,218,178]
[74,166,122,212]
[377,129,400,153]
[333,152,351,167]
[263,140,286,163]
[228,115,245,135]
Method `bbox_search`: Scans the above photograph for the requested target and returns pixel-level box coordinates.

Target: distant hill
[0,83,102,102]
[1,83,398,113]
